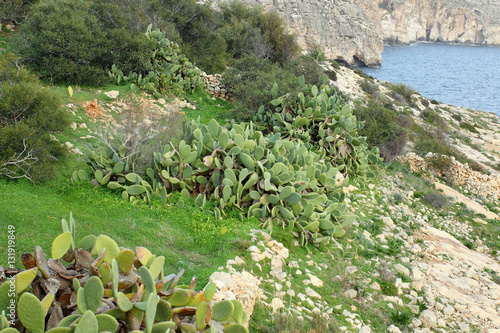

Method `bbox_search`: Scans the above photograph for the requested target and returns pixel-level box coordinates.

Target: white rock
[345,266,358,274]
[394,264,410,276]
[412,318,422,327]
[70,122,77,130]
[359,326,371,333]
[411,267,425,281]
[437,318,447,327]
[234,256,245,266]
[64,142,74,149]
[370,282,381,291]
[270,298,284,312]
[388,325,402,333]
[306,274,323,287]
[459,323,470,332]
[420,310,437,328]
[305,287,321,299]
[344,289,357,299]
[412,281,424,291]
[104,90,119,99]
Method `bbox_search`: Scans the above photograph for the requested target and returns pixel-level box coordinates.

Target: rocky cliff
[213,0,384,67]
[356,0,500,45]
[213,0,500,67]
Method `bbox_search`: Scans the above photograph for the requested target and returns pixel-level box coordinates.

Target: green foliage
[0,216,249,333]
[255,78,380,180]
[0,0,37,25]
[222,55,301,120]
[459,122,479,133]
[451,114,462,122]
[389,308,413,326]
[421,109,447,128]
[223,55,332,120]
[15,0,156,85]
[360,80,379,97]
[0,53,69,182]
[430,99,440,105]
[422,192,448,210]
[110,25,204,98]
[354,100,409,162]
[387,83,416,104]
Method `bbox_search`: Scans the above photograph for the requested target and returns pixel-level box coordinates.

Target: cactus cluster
[0,215,248,333]
[74,147,167,206]
[76,76,380,246]
[109,24,204,98]
[254,76,380,180]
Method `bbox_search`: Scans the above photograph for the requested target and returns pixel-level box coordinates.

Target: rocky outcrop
[356,0,500,45]
[212,0,383,67]
[200,72,232,101]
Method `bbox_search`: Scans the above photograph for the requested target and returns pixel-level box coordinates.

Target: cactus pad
[15,267,39,294]
[224,323,249,333]
[94,235,120,264]
[115,249,135,274]
[155,299,172,322]
[74,311,98,333]
[96,314,119,333]
[211,300,234,322]
[84,276,103,313]
[18,293,45,333]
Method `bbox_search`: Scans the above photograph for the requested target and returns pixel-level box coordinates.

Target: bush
[423,192,448,209]
[0,53,69,182]
[430,99,440,105]
[360,79,379,96]
[452,114,462,122]
[388,83,416,104]
[421,109,447,128]
[0,0,37,24]
[354,100,409,162]
[222,55,300,119]
[15,0,156,85]
[460,122,479,134]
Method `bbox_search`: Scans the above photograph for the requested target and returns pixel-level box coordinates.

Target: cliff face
[212,0,500,66]
[357,0,500,45]
[213,0,383,67]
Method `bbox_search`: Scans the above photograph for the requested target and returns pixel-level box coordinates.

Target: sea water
[361,43,500,115]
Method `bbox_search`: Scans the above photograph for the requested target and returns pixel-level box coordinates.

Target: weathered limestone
[200,72,231,101]
[357,0,500,45]
[212,0,383,66]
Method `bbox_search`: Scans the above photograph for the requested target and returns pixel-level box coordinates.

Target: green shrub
[329,59,341,70]
[354,100,410,162]
[109,25,204,98]
[452,114,462,122]
[15,0,156,85]
[421,109,447,128]
[423,192,448,209]
[0,53,69,182]
[430,99,440,105]
[420,98,430,107]
[460,122,479,134]
[0,0,37,25]
[388,83,416,104]
[360,79,379,96]
[222,55,300,119]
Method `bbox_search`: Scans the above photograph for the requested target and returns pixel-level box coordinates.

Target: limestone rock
[420,310,437,328]
[212,0,383,66]
[104,90,119,99]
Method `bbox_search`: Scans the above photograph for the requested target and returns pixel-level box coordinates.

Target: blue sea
[361,43,500,115]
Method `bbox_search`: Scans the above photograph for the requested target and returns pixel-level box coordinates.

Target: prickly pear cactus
[255,76,381,180]
[109,24,204,98]
[0,215,248,333]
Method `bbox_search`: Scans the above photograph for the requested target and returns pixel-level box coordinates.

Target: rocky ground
[206,66,500,332]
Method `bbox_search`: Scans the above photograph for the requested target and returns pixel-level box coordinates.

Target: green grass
[183,88,234,124]
[0,27,14,55]
[0,157,258,285]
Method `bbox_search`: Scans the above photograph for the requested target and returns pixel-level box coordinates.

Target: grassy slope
[0,69,256,286]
